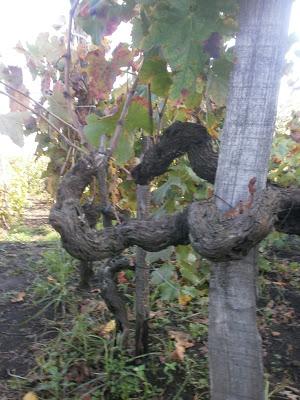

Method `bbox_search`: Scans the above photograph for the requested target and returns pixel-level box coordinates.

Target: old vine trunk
[209,1,292,399]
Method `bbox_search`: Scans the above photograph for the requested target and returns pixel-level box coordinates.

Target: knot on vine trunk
[188,190,280,261]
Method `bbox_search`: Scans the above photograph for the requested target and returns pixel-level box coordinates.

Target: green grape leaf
[132,0,238,99]
[208,56,233,106]
[176,245,200,284]
[85,97,151,148]
[151,264,175,285]
[139,55,172,97]
[47,82,72,124]
[26,32,66,65]
[77,0,135,44]
[0,112,31,147]
[159,283,179,301]
[153,175,187,204]
[114,130,134,165]
[140,0,215,98]
[84,113,118,147]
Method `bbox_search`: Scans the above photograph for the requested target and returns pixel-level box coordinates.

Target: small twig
[0,89,86,154]
[64,0,91,148]
[0,80,82,135]
[60,146,73,175]
[76,105,96,108]
[157,96,168,138]
[65,0,80,98]
[135,123,152,354]
[6,370,29,380]
[108,73,140,155]
[147,83,154,135]
[205,58,214,119]
[97,135,114,227]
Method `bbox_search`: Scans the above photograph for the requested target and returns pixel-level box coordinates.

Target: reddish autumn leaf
[79,0,90,17]
[41,71,52,96]
[132,95,148,108]
[111,43,132,70]
[117,271,128,284]
[2,66,30,112]
[85,48,114,101]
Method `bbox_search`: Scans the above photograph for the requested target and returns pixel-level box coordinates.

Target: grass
[0,224,59,242]
[7,246,210,400]
[5,231,300,400]
[32,249,77,316]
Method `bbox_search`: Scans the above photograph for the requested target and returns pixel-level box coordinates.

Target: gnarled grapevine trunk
[209,1,292,399]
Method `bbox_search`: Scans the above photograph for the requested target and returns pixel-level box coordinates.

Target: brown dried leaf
[23,392,38,400]
[11,291,26,303]
[169,330,194,362]
[100,319,116,336]
[271,331,281,337]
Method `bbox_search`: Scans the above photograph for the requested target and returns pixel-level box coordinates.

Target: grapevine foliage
[0,0,299,289]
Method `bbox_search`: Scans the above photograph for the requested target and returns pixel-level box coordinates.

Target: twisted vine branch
[50,122,300,267]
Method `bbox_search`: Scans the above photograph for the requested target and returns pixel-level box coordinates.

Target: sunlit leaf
[208,56,233,107]
[23,392,38,400]
[0,112,31,146]
[26,32,66,65]
[85,97,151,148]
[47,82,72,124]
[77,0,135,44]
[178,293,192,306]
[115,130,135,165]
[100,319,116,336]
[139,55,172,97]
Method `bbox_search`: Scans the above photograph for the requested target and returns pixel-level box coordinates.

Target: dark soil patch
[0,242,56,380]
[259,252,300,399]
[0,198,58,399]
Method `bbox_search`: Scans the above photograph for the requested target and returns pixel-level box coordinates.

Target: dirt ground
[0,200,299,399]
[0,199,57,398]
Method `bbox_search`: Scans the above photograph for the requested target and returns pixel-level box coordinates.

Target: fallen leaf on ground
[11,291,26,303]
[23,392,38,400]
[117,271,128,284]
[169,330,194,362]
[178,293,192,306]
[100,319,116,336]
[80,299,107,314]
[47,275,57,283]
[271,331,281,337]
[149,310,167,319]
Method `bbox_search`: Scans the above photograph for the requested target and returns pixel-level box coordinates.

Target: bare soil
[0,199,56,398]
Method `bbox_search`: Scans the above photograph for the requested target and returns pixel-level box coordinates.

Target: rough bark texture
[50,156,190,260]
[98,257,134,345]
[49,151,300,263]
[131,121,218,185]
[209,1,292,399]
[189,189,280,261]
